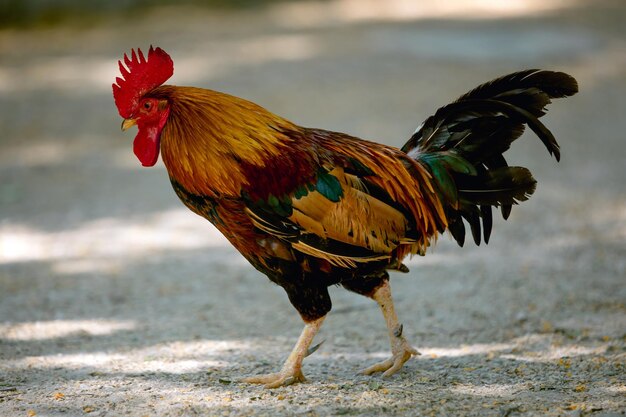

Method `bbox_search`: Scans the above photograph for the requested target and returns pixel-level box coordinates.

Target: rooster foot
[362,281,420,377]
[362,338,420,377]
[241,316,325,389]
[242,368,306,389]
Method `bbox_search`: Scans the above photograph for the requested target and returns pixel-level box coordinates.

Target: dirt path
[1,1,625,416]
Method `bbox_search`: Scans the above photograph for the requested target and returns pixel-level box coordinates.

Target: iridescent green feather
[315,169,343,203]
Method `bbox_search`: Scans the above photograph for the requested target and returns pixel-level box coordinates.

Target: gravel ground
[1,1,625,416]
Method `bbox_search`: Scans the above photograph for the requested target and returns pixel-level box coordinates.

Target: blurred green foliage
[0,0,296,28]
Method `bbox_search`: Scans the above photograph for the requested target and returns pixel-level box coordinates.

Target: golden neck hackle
[156,85,298,197]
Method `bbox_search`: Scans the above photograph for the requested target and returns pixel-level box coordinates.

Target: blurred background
[0,0,625,415]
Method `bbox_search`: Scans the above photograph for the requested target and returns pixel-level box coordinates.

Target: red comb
[112,46,174,118]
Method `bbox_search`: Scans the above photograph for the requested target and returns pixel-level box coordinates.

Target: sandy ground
[1,0,625,415]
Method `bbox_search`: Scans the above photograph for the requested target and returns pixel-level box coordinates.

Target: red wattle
[133,126,160,167]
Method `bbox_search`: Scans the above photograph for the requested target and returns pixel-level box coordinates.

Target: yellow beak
[121,118,137,131]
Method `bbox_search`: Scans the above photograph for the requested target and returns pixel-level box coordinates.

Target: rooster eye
[143,101,152,110]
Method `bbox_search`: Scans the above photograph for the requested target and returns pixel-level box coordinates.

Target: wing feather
[243,128,447,269]
[289,167,408,254]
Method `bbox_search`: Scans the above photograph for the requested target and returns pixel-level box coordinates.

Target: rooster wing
[242,128,446,271]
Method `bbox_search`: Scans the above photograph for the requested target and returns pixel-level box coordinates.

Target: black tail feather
[457,167,537,206]
[480,205,492,244]
[456,69,579,108]
[404,70,577,246]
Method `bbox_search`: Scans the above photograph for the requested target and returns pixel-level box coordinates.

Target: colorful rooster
[113,46,577,388]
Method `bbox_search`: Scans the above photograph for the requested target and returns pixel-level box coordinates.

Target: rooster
[113,46,577,388]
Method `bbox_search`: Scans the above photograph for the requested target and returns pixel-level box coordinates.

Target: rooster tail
[402,70,578,246]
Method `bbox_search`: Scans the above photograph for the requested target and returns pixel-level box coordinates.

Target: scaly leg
[242,315,325,388]
[362,280,419,377]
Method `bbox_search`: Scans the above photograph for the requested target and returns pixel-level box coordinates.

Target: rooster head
[113,46,173,167]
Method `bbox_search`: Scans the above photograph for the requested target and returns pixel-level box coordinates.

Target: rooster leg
[362,280,419,377]
[242,315,325,388]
